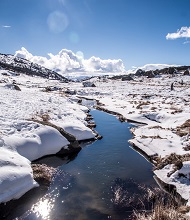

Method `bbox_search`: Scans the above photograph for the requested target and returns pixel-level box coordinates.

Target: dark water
[14,110,157,220]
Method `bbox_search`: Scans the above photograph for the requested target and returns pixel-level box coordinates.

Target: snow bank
[62,123,95,141]
[68,72,190,206]
[154,161,190,205]
[0,69,96,203]
[0,147,38,203]
[3,124,70,161]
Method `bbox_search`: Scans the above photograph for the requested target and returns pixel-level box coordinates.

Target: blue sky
[1,0,190,70]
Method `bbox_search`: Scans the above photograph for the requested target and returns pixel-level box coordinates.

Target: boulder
[121,75,134,81]
[145,71,155,78]
[65,88,76,95]
[183,69,189,75]
[83,81,96,87]
[135,69,145,76]
[167,67,176,74]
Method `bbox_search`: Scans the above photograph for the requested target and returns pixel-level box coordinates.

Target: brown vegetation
[176,119,190,137]
[133,187,189,220]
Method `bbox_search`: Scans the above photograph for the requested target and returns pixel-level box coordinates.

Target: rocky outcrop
[135,69,145,76]
[121,75,134,81]
[0,53,69,82]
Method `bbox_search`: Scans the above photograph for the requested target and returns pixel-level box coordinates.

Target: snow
[1,62,190,207]
[154,162,190,206]
[66,72,190,206]
[62,123,95,141]
[0,69,95,203]
[3,125,70,161]
[0,147,38,203]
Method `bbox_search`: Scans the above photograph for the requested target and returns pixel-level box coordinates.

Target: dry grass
[133,187,190,220]
[134,205,189,220]
[136,101,150,109]
[32,164,56,187]
[32,111,51,122]
[176,119,190,137]
[153,153,190,170]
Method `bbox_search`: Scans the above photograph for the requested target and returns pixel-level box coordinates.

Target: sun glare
[31,197,55,219]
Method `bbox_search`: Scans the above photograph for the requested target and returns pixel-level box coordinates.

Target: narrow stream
[13,110,157,220]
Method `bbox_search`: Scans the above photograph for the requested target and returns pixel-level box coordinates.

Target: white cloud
[127,63,177,74]
[2,25,11,28]
[15,47,126,77]
[166,26,190,40]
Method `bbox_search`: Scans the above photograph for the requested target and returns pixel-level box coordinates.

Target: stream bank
[8,109,157,220]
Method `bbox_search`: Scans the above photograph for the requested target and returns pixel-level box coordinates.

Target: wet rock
[87,122,96,129]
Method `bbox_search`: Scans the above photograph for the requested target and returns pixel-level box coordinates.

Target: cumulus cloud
[166,26,190,40]
[15,47,126,77]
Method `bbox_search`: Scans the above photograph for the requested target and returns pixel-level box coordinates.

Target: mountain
[0,53,69,82]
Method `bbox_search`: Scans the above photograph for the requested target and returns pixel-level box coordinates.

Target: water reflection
[12,110,156,220]
[31,196,54,219]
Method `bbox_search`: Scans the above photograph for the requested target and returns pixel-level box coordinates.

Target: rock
[83,81,96,87]
[145,71,155,78]
[5,83,21,91]
[183,69,189,75]
[135,69,145,76]
[121,75,134,81]
[13,84,21,91]
[65,88,76,95]
[168,67,175,74]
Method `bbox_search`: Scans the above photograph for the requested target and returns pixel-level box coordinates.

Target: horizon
[1,0,190,70]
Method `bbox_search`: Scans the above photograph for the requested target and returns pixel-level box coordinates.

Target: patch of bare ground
[176,119,190,137]
[133,187,190,220]
[136,101,150,109]
[32,164,56,188]
[153,153,190,177]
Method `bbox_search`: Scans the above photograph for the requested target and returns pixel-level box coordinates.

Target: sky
[1,0,190,71]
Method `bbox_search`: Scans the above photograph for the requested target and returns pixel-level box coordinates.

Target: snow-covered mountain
[0,53,69,82]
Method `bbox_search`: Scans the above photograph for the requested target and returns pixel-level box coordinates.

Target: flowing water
[10,110,157,220]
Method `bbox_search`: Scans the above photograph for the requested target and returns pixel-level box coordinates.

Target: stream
[11,109,157,220]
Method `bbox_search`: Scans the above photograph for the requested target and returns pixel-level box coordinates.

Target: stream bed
[13,110,157,220]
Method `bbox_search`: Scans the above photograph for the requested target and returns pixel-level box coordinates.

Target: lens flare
[76,51,84,60]
[47,11,69,34]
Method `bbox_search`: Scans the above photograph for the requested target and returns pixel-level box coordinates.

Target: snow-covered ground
[1,67,190,209]
[66,73,190,207]
[0,69,95,203]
